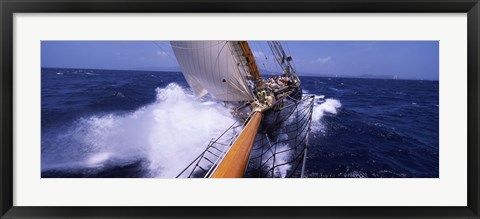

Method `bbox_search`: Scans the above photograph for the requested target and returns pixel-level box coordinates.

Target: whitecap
[44,83,236,178]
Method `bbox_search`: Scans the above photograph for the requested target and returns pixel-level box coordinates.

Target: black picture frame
[1,0,479,218]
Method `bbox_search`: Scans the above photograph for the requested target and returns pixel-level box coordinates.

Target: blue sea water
[41,68,439,178]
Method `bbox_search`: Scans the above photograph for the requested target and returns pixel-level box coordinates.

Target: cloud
[156,50,169,57]
[314,56,332,64]
[253,51,265,58]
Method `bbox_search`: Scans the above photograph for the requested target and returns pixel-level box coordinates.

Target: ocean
[41,68,439,178]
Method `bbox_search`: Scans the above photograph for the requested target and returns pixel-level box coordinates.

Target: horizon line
[41,66,439,81]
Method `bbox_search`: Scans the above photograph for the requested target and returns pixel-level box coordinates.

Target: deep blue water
[41,68,439,178]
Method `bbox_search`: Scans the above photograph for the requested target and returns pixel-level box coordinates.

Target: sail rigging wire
[251,42,265,73]
[268,41,286,73]
[283,41,297,72]
[262,41,280,74]
[151,41,179,65]
[252,41,275,76]
[249,41,275,75]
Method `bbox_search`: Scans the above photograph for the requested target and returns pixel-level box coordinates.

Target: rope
[248,96,314,178]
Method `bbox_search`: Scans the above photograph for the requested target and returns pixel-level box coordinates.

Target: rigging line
[250,42,261,72]
[251,42,266,75]
[267,41,281,74]
[258,41,274,75]
[159,41,226,50]
[274,41,287,68]
[151,41,179,65]
[283,41,297,71]
[261,43,276,75]
[271,41,286,72]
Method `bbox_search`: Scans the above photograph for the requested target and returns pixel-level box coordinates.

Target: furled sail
[170,41,255,101]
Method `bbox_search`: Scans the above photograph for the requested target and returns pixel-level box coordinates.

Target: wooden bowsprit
[210,111,263,178]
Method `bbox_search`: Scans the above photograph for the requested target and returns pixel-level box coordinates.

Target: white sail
[170,41,254,101]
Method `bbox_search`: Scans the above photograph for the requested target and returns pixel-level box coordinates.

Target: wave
[42,83,236,178]
[311,96,342,132]
[42,83,342,178]
[264,95,341,177]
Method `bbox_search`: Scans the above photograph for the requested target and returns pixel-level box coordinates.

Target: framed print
[1,0,479,218]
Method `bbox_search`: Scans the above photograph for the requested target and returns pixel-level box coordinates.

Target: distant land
[299,73,398,80]
[42,67,436,81]
[295,71,437,81]
[129,66,181,72]
[259,68,434,81]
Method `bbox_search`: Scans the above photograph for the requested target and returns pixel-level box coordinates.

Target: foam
[311,97,342,132]
[43,83,236,178]
[42,84,341,178]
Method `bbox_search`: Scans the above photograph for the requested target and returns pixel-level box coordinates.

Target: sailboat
[170,41,314,178]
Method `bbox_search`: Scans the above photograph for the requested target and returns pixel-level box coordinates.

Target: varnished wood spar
[211,112,263,178]
[238,41,264,86]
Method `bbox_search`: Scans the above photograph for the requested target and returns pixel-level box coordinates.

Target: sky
[41,41,439,80]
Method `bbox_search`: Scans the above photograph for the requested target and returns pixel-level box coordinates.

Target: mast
[210,41,266,178]
[237,41,264,87]
[170,41,269,178]
[268,41,300,83]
